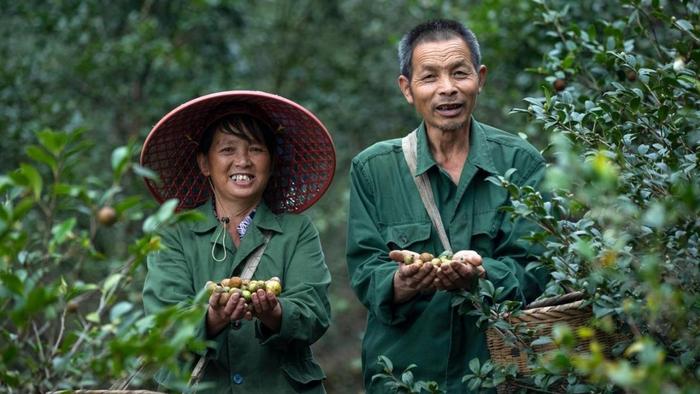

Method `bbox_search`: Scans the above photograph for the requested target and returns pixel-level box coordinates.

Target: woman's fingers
[209,287,284,325]
[209,291,221,308]
[251,289,279,315]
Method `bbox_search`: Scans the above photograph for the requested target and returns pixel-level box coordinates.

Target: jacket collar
[191,199,283,236]
[414,118,499,176]
[192,199,283,269]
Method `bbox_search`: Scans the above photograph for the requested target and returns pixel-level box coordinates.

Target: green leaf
[674,19,694,33]
[51,218,77,245]
[132,164,160,182]
[642,203,665,228]
[531,336,553,347]
[552,324,575,348]
[86,312,100,323]
[65,282,99,301]
[37,129,69,157]
[18,163,43,200]
[143,199,179,233]
[573,239,595,261]
[468,357,480,373]
[114,196,144,213]
[605,361,636,386]
[25,146,57,172]
[479,279,496,298]
[157,199,179,221]
[0,271,24,295]
[110,301,134,322]
[400,370,413,385]
[504,168,518,180]
[103,273,123,294]
[468,377,482,392]
[111,146,131,181]
[377,355,393,372]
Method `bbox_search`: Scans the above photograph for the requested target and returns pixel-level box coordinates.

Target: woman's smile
[198,130,272,207]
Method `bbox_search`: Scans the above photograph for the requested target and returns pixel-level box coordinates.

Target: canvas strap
[402,130,452,253]
[188,230,272,389]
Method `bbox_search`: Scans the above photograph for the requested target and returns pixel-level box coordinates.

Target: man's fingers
[476,265,486,278]
[438,263,461,282]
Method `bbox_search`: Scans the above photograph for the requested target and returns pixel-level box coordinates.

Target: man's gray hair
[398,19,481,80]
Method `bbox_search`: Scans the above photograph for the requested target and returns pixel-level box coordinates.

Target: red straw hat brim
[140,90,336,213]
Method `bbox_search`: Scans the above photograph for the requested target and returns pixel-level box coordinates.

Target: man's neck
[425,124,470,184]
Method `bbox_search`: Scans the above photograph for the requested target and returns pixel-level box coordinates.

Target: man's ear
[477,65,488,92]
[196,152,210,176]
[398,75,414,105]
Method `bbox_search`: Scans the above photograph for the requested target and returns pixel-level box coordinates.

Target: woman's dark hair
[198,113,277,161]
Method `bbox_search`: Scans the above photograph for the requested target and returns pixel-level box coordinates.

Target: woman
[140,91,336,393]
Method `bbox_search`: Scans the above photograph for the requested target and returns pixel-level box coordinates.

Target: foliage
[372,356,443,394]
[474,0,699,392]
[376,0,700,392]
[0,128,208,391]
[6,0,697,393]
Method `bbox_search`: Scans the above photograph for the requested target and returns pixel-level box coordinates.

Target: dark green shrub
[0,128,206,392]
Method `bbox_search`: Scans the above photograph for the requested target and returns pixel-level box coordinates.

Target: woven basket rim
[524,291,586,309]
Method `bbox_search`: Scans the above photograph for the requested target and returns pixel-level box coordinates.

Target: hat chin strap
[208,177,230,262]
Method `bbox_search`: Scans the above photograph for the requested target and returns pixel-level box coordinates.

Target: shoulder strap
[401,130,452,253]
[239,231,272,280]
[189,230,273,388]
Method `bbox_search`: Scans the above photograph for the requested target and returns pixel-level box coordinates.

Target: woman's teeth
[230,174,252,182]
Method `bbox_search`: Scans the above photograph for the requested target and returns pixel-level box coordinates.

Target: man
[346,19,548,393]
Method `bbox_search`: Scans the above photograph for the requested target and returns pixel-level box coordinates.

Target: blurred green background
[1,1,562,392]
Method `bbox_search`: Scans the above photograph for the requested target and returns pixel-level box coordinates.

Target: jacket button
[400,235,408,244]
[232,373,244,384]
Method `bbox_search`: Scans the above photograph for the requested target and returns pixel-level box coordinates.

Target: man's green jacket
[346,119,548,393]
[143,200,330,393]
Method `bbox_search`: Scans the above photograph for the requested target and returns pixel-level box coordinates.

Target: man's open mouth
[436,103,463,111]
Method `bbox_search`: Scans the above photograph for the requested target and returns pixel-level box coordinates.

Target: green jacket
[143,200,331,393]
[346,120,548,393]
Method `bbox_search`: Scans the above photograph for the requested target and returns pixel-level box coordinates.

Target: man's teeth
[437,104,461,110]
[230,174,252,182]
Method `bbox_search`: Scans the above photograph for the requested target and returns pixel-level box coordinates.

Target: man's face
[398,37,487,134]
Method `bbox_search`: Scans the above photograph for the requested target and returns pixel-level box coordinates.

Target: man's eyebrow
[417,59,472,72]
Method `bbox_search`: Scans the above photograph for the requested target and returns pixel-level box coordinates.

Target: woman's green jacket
[143,200,331,393]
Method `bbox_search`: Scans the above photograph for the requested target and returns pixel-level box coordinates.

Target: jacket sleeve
[256,217,331,348]
[482,160,550,304]
[345,158,420,326]
[142,227,224,357]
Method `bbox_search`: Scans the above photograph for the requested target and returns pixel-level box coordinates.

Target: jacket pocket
[470,209,502,257]
[385,222,432,250]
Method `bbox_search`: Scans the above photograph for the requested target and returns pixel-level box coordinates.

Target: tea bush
[373,0,699,392]
[0,128,207,392]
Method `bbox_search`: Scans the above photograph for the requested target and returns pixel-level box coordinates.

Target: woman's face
[197,128,272,208]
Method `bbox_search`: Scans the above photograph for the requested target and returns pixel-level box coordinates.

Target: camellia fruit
[553,78,566,92]
[97,206,118,226]
[265,280,282,296]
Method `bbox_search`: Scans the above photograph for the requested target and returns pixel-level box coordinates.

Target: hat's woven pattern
[141,92,335,213]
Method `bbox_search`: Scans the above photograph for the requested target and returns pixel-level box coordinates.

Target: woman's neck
[215,200,257,226]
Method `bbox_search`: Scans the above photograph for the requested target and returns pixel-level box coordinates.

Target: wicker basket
[485,292,627,393]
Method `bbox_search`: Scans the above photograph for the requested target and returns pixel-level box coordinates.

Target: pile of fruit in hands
[205,276,282,306]
[389,249,483,271]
